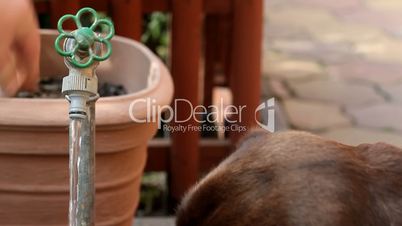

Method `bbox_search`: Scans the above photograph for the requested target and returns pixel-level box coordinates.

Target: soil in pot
[16,78,127,98]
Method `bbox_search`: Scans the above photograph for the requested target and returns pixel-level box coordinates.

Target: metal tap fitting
[54,7,114,119]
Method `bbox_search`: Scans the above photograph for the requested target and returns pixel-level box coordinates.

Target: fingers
[17,32,40,92]
[14,0,40,92]
[0,51,21,96]
[0,0,40,96]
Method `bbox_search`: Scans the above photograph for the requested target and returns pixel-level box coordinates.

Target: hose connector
[62,69,98,119]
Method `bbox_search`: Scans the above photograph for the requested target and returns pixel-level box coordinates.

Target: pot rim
[0,29,174,127]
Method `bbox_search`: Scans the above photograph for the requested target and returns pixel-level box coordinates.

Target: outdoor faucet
[54,7,114,226]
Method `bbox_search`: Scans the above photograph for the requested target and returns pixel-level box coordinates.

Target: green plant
[138,172,168,216]
[141,12,169,62]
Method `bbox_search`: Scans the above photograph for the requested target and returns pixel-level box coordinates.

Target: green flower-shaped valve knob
[54,7,114,68]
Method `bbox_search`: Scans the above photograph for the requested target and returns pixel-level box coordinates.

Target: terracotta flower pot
[0,30,173,226]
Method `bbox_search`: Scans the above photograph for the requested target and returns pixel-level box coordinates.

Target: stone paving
[262,0,402,147]
[134,217,175,226]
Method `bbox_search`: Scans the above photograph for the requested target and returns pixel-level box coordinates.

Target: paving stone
[320,127,402,148]
[263,0,402,137]
[353,41,385,57]
[312,42,359,63]
[267,8,340,38]
[262,77,291,99]
[269,39,317,55]
[265,0,360,10]
[328,61,402,85]
[274,7,390,44]
[283,99,351,131]
[347,103,402,132]
[380,83,402,103]
[290,0,361,11]
[355,38,402,64]
[263,58,325,82]
[312,23,385,45]
[270,39,360,64]
[270,7,385,44]
[262,50,290,66]
[366,0,402,12]
[261,76,271,97]
[264,0,286,8]
[289,80,384,106]
[265,26,312,40]
[265,1,402,43]
[134,217,175,226]
[263,79,291,99]
[337,9,402,36]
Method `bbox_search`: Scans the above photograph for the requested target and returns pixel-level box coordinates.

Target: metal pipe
[54,7,114,226]
[63,49,100,226]
[68,101,96,226]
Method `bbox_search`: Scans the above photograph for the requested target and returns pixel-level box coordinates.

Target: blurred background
[264,0,402,148]
[31,0,402,224]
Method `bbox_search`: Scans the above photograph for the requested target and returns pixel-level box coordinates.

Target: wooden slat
[146,139,232,172]
[204,0,231,14]
[142,0,170,13]
[34,0,49,14]
[204,14,232,107]
[145,139,171,171]
[110,0,142,40]
[44,0,232,18]
[170,0,203,202]
[49,0,81,29]
[199,139,232,173]
[203,15,217,107]
[80,0,109,12]
[229,0,263,142]
[141,0,231,13]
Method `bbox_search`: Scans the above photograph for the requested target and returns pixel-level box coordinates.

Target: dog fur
[176,130,402,226]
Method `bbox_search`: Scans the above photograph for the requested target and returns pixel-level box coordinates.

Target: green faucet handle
[54,7,114,68]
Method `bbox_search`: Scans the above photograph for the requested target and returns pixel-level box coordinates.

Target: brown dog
[176,130,402,226]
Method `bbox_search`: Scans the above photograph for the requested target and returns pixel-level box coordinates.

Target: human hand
[0,0,40,97]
